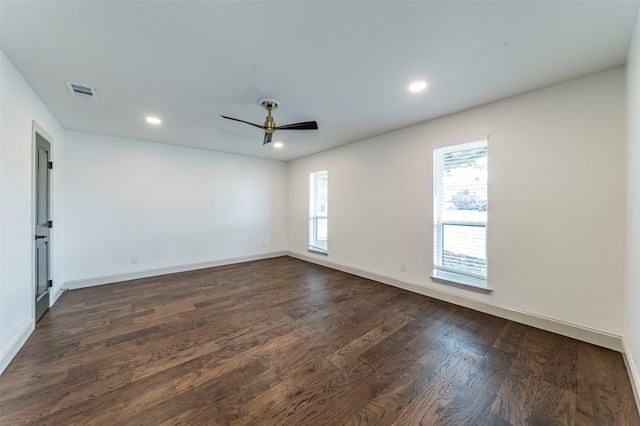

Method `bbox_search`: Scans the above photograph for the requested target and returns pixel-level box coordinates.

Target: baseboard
[288,251,623,352]
[50,286,65,305]
[0,319,34,375]
[64,251,288,290]
[622,338,640,414]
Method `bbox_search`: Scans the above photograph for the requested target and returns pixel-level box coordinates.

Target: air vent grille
[65,81,97,100]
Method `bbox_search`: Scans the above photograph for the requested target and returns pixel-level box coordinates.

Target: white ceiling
[1,1,639,161]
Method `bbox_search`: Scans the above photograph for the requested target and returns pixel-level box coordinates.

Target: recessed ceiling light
[146,116,162,125]
[409,81,427,93]
[273,142,284,148]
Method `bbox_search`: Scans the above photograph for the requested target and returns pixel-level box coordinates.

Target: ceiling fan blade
[220,115,265,129]
[274,121,318,130]
[263,132,273,145]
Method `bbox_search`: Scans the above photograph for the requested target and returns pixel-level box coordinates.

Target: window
[309,169,328,253]
[433,139,488,288]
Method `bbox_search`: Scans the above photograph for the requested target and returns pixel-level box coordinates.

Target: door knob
[35,235,46,240]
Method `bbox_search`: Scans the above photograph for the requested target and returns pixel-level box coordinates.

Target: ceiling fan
[221,98,318,145]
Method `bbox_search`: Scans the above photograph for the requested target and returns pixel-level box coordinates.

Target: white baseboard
[50,286,65,305]
[0,319,34,375]
[622,338,640,414]
[288,251,623,352]
[64,251,288,290]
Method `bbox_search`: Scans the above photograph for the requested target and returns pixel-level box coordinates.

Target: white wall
[289,68,626,337]
[63,131,287,285]
[625,8,640,404]
[0,51,65,372]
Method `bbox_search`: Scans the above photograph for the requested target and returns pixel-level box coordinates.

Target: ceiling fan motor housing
[264,114,275,133]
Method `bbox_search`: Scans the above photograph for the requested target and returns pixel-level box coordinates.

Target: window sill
[308,247,328,255]
[431,270,492,294]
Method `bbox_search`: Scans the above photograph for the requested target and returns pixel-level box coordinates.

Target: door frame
[32,121,54,322]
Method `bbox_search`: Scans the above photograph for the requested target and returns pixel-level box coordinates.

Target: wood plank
[391,334,491,425]
[610,351,640,425]
[541,335,579,392]
[490,375,537,426]
[529,380,576,426]
[575,342,620,425]
[327,312,413,368]
[433,347,514,425]
[345,360,431,425]
[492,321,532,355]
[489,332,549,425]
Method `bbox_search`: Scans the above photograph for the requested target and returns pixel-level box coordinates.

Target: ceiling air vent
[65,81,97,100]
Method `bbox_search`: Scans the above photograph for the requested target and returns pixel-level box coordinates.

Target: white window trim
[431,270,493,293]
[433,138,488,290]
[308,246,329,255]
[309,168,328,253]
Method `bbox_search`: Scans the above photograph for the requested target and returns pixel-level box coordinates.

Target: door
[35,132,51,321]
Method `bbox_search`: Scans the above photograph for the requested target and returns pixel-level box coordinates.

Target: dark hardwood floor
[1,256,638,425]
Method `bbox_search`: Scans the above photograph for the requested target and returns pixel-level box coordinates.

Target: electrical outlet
[132,256,139,264]
[400,262,407,272]
[262,242,267,248]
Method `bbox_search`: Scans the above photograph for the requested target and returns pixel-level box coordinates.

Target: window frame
[432,138,489,290]
[309,168,328,254]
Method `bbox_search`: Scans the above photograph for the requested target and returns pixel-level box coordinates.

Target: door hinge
[47,280,53,288]
[47,161,53,170]
[47,220,53,228]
